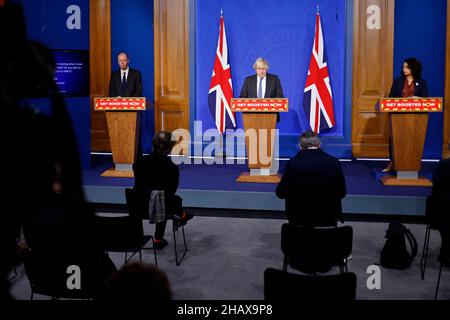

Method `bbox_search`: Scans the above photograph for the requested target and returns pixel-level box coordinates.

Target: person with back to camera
[133,131,193,250]
[383,57,428,172]
[276,130,346,227]
[431,158,450,266]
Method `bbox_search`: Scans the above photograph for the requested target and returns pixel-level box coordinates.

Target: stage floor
[83,155,436,216]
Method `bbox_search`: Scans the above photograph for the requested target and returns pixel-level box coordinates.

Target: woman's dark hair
[401,57,423,80]
[152,131,176,155]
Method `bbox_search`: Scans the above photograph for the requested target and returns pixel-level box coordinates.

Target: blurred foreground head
[103,263,172,301]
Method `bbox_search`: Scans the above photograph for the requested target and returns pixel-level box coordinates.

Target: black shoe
[154,239,168,250]
[382,161,393,173]
[175,212,194,226]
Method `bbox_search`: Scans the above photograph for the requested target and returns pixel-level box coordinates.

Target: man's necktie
[257,77,263,98]
[121,72,127,96]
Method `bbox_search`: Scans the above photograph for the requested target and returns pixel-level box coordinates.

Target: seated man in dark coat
[133,131,193,250]
[276,130,346,227]
[432,158,450,266]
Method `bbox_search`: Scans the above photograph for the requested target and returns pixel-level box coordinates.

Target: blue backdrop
[196,0,346,157]
[394,0,447,159]
[13,0,91,168]
[110,0,155,153]
[13,0,448,163]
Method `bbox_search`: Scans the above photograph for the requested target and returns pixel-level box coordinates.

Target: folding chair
[281,223,353,274]
[264,267,357,300]
[420,195,449,280]
[23,249,97,300]
[94,213,158,267]
[125,188,188,266]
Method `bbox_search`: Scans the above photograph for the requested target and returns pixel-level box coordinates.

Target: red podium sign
[94,97,146,111]
[231,98,289,112]
[380,97,443,112]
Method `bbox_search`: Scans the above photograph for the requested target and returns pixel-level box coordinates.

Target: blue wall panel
[110,0,155,154]
[14,0,91,169]
[196,0,347,158]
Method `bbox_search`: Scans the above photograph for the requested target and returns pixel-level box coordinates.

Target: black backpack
[380,222,418,270]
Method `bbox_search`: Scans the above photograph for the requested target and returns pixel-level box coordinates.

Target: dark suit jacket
[433,158,450,198]
[388,76,428,98]
[133,152,182,215]
[239,73,284,122]
[109,68,143,97]
[431,158,450,249]
[276,149,346,226]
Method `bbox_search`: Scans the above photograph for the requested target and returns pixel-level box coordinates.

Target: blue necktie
[121,72,127,96]
[257,77,263,98]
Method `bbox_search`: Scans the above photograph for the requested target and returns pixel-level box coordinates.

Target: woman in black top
[383,57,428,172]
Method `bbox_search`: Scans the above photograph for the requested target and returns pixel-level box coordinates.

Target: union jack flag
[208,13,236,134]
[303,11,335,133]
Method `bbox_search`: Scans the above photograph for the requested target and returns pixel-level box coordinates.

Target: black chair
[94,213,157,267]
[434,259,449,300]
[7,238,19,282]
[285,195,343,227]
[420,195,450,281]
[23,249,96,300]
[125,188,188,266]
[281,223,353,274]
[264,267,357,300]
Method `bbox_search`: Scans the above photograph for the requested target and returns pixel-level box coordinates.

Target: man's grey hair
[253,57,269,70]
[152,131,176,155]
[299,130,321,149]
[118,51,129,59]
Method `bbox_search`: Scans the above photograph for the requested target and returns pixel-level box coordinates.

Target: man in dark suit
[239,57,284,122]
[109,52,143,97]
[276,130,346,227]
[432,158,450,266]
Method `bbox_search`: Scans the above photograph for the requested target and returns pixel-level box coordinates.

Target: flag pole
[219,132,225,159]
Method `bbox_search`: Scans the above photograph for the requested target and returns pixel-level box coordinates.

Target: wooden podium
[379,97,443,186]
[94,97,147,178]
[231,98,289,183]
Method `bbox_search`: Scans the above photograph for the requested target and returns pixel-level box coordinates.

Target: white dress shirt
[121,67,129,82]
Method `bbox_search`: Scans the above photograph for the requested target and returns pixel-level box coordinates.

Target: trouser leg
[155,220,168,240]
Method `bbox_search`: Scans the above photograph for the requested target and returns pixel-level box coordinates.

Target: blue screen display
[52,50,90,97]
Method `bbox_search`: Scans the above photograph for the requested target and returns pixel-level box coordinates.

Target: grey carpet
[8,216,449,300]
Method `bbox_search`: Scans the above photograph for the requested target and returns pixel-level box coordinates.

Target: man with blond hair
[239,57,284,122]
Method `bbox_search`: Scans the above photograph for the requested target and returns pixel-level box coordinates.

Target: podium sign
[230,98,288,183]
[94,97,146,111]
[231,98,289,112]
[379,97,442,112]
[378,97,443,187]
[94,97,147,178]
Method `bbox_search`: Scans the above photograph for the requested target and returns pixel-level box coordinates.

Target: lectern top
[230,98,289,112]
[94,97,147,111]
[379,97,443,112]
